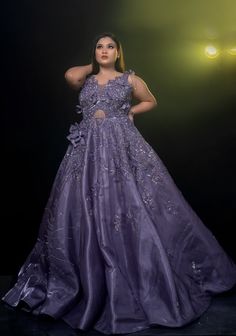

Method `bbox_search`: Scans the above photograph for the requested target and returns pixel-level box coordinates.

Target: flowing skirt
[2,117,236,334]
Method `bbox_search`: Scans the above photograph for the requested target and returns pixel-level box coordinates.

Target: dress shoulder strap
[125,69,136,89]
[125,69,135,76]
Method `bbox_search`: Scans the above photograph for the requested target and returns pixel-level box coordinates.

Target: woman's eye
[96,44,115,49]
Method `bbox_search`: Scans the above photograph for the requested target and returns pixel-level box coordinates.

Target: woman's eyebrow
[96,42,115,46]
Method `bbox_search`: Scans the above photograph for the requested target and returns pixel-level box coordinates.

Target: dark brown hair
[91,32,125,74]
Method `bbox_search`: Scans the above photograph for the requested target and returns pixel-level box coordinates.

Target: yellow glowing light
[205,45,219,58]
[227,47,236,56]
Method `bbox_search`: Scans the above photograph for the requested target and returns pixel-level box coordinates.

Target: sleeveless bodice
[78,71,133,121]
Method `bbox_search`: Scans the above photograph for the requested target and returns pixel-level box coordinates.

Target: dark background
[2,0,236,275]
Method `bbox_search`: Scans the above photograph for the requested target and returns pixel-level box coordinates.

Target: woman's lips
[101,55,108,59]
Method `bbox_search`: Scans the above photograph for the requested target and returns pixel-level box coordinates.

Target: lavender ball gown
[2,71,236,334]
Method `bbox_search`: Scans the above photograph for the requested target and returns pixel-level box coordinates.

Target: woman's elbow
[65,70,81,89]
[150,97,157,109]
[65,69,75,83]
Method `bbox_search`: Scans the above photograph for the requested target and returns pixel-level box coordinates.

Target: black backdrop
[2,0,236,275]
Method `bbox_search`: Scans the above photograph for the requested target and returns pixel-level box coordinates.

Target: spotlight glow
[205,45,219,58]
[227,47,236,56]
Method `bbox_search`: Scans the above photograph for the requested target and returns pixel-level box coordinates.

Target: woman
[2,32,236,334]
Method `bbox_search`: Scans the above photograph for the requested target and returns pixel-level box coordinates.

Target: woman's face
[95,36,119,67]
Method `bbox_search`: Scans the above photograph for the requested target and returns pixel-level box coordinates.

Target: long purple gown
[2,71,236,334]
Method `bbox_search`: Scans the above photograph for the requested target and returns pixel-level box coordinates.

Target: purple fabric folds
[2,71,236,334]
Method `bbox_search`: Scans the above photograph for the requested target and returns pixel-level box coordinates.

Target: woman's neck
[98,66,118,76]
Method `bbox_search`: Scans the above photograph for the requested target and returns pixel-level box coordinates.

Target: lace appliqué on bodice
[78,71,133,121]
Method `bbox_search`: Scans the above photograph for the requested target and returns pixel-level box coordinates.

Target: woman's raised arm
[65,64,92,90]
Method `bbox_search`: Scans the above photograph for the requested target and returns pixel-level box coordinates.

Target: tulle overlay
[3,71,236,334]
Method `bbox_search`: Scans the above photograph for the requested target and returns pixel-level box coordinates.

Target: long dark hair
[91,32,125,74]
